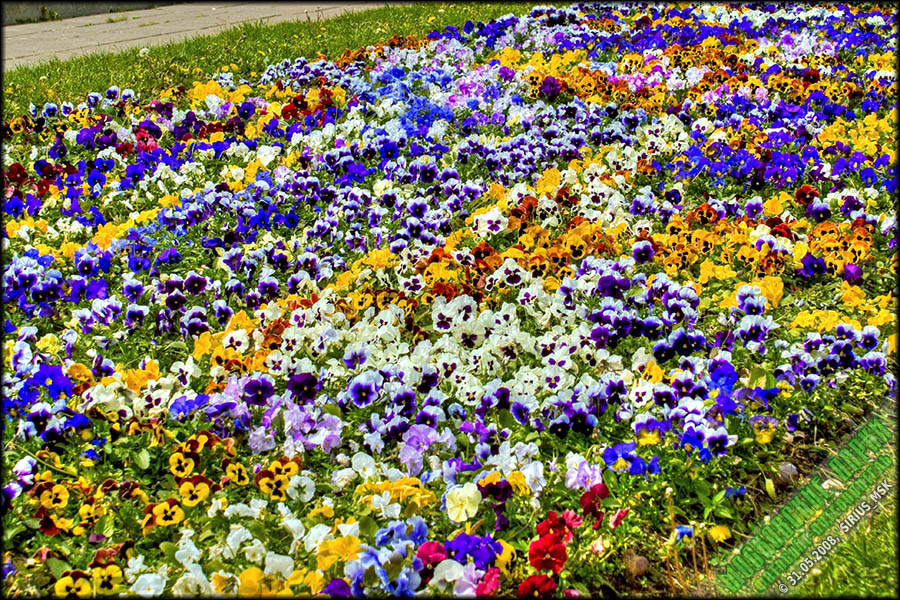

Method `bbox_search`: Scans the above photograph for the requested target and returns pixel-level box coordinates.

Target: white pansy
[223,525,252,559]
[131,573,166,598]
[264,551,294,579]
[244,538,267,564]
[304,523,334,553]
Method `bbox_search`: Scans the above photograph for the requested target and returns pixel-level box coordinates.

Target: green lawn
[792,498,897,597]
[2,2,567,115]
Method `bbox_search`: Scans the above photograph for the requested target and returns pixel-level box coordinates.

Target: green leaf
[46,557,70,580]
[134,449,150,470]
[322,404,342,417]
[99,514,116,538]
[714,505,733,519]
[749,367,767,388]
[4,522,26,541]
[358,515,378,539]
[247,520,267,540]
[206,560,225,573]
[712,489,728,504]
[160,542,178,563]
[498,409,517,431]
[765,477,777,500]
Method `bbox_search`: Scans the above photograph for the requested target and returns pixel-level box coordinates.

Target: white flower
[351,452,377,480]
[445,482,481,522]
[287,475,315,502]
[256,145,281,167]
[131,573,166,597]
[371,491,401,519]
[171,564,212,596]
[174,529,202,566]
[336,520,360,538]
[520,460,546,494]
[124,554,147,583]
[430,559,464,590]
[284,520,307,554]
[224,525,252,559]
[249,498,268,518]
[223,502,254,518]
[207,497,226,518]
[304,523,334,553]
[264,551,294,579]
[331,467,357,489]
[244,538,266,564]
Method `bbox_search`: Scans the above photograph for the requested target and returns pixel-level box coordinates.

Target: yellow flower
[238,567,266,596]
[867,309,893,328]
[211,572,239,595]
[92,564,123,595]
[225,462,250,486]
[842,281,867,310]
[169,452,195,477]
[708,525,731,543]
[641,360,664,384]
[178,480,211,507]
[479,471,502,487]
[308,501,334,520]
[67,363,94,383]
[535,168,561,197]
[335,270,357,290]
[362,248,396,270]
[91,222,121,250]
[316,536,361,571]
[763,194,784,216]
[40,484,69,510]
[507,471,531,496]
[54,575,91,598]
[303,570,328,595]
[258,473,290,501]
[757,276,784,308]
[496,540,517,575]
[152,501,185,526]
[60,242,81,260]
[36,334,61,354]
[753,424,776,445]
[637,427,661,446]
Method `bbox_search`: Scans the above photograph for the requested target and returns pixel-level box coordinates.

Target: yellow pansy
[316,536,361,571]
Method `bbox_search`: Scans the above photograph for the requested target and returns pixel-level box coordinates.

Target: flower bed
[1,2,897,597]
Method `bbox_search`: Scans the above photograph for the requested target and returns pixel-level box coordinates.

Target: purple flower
[248,425,276,453]
[243,375,275,406]
[399,424,438,475]
[842,263,863,285]
[632,240,655,263]
[539,76,562,100]
[287,373,318,403]
[345,371,383,408]
[798,253,826,278]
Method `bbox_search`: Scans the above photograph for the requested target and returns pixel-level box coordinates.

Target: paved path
[3,2,397,71]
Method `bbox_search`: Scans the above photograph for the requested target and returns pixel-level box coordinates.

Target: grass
[2,2,567,115]
[792,498,897,597]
